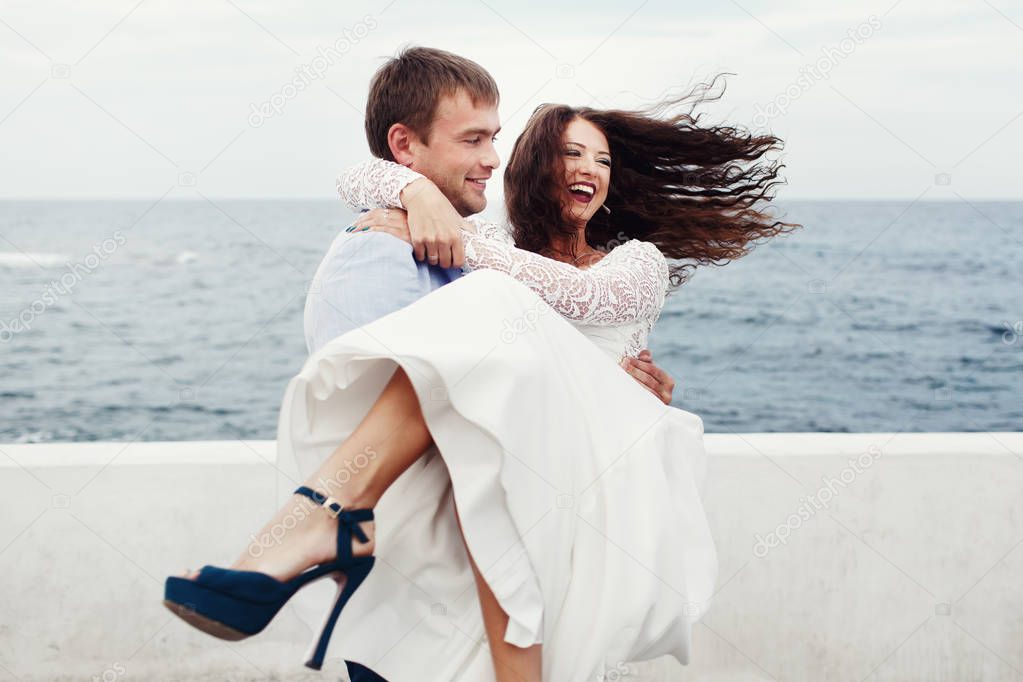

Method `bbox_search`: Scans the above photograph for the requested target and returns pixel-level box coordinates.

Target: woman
[165,82,798,681]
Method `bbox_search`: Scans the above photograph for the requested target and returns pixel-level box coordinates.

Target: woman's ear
[387,123,417,166]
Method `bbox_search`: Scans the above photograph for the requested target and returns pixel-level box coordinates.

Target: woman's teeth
[569,183,595,203]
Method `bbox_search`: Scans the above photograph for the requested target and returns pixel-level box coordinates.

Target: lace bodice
[336,159,670,360]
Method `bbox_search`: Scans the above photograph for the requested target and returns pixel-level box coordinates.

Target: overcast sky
[1,0,1021,202]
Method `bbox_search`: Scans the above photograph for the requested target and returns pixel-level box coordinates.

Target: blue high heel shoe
[163,485,375,670]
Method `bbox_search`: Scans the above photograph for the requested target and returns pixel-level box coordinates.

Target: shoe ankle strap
[294,486,374,544]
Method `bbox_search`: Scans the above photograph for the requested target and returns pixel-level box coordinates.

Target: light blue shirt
[303,230,464,354]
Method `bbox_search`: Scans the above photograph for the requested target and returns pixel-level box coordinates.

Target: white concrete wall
[1,433,1021,681]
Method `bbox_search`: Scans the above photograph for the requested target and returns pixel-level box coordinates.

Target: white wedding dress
[273,161,718,681]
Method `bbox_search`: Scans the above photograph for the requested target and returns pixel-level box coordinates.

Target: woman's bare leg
[180,365,540,677]
[181,365,434,581]
[454,506,543,682]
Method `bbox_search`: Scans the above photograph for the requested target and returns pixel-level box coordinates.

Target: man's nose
[483,141,500,170]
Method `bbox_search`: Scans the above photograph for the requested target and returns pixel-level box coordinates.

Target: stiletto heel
[163,485,375,669]
[303,559,374,669]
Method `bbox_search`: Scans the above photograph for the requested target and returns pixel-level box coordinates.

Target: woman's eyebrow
[566,141,610,156]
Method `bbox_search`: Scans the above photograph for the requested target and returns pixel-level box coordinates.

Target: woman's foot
[179,489,375,582]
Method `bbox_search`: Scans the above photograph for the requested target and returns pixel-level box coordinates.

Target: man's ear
[387,123,419,166]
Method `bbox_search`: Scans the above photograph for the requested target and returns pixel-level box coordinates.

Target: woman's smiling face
[561,117,611,226]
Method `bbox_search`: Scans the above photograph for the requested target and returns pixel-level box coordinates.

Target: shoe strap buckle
[321,496,344,518]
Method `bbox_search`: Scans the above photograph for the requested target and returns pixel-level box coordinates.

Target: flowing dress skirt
[275,269,718,681]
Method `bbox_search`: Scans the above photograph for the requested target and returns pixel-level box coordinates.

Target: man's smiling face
[407,89,501,217]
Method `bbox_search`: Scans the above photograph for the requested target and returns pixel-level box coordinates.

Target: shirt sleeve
[305,232,427,354]
[459,231,669,326]
[335,158,425,210]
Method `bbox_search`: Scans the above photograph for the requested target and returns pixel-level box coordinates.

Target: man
[304,46,677,681]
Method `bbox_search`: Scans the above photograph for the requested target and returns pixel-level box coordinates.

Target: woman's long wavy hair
[503,74,801,289]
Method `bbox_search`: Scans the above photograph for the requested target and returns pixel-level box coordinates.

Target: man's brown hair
[365,46,499,160]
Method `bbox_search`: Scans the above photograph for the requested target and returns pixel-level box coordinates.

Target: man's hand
[398,178,466,269]
[619,349,677,405]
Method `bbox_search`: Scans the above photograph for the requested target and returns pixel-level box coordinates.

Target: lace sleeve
[336,158,425,210]
[467,216,515,245]
[460,231,669,325]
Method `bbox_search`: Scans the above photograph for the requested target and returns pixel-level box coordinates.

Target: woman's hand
[352,208,412,245]
[620,349,677,405]
[351,207,476,257]
[399,178,466,269]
